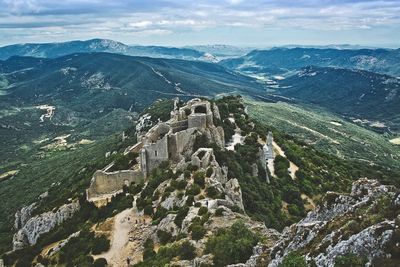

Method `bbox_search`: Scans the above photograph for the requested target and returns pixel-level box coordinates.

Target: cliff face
[241,178,400,267]
[13,201,80,250]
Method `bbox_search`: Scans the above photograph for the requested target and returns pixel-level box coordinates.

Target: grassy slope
[246,98,400,170]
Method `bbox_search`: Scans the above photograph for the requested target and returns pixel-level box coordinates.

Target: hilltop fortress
[87,98,225,199]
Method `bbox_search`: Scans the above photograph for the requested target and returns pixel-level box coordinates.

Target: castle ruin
[87,98,224,200]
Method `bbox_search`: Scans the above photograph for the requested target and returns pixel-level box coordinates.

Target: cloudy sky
[0,0,399,47]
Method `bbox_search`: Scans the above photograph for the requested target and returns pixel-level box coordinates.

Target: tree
[92,235,110,255]
[93,258,108,267]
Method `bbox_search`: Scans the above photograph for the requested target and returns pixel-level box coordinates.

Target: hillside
[0,54,263,255]
[0,39,206,61]
[1,96,399,267]
[0,52,263,168]
[270,66,400,133]
[246,99,400,170]
[221,47,400,77]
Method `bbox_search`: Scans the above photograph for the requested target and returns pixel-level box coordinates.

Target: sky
[0,0,399,48]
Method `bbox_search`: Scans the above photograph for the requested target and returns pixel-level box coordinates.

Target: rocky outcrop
[13,201,80,250]
[266,178,399,267]
[14,202,37,230]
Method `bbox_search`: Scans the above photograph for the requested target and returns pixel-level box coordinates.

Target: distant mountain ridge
[0,39,207,61]
[272,66,400,132]
[221,47,400,77]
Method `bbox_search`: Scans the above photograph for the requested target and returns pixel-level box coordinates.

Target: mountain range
[0,39,207,61]
[270,66,400,132]
[221,47,400,77]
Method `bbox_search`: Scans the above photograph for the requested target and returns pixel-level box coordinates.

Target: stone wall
[142,133,169,175]
[188,113,208,129]
[87,170,144,198]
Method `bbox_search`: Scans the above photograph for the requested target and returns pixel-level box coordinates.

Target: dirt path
[94,200,153,266]
[95,208,133,265]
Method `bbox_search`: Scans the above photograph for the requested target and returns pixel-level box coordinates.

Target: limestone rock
[157,214,179,236]
[267,178,399,267]
[225,178,244,211]
[13,200,80,250]
[14,202,37,230]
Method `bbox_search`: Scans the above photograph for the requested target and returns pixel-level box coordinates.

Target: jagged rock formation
[13,201,80,250]
[240,178,400,267]
[14,202,37,230]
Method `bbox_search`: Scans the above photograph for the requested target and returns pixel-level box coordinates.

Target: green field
[246,99,400,170]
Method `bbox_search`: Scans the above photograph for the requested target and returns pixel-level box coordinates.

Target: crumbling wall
[143,134,169,175]
[188,113,208,129]
[87,170,144,198]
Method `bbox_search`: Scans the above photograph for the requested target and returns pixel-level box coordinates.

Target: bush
[198,206,208,216]
[187,184,201,196]
[143,238,156,260]
[153,206,168,221]
[215,208,224,216]
[206,186,220,199]
[205,221,258,266]
[206,167,214,177]
[334,253,368,267]
[92,235,110,255]
[144,205,154,216]
[157,230,174,245]
[174,206,189,228]
[194,171,206,188]
[93,258,108,267]
[190,224,206,240]
[184,170,191,179]
[281,252,307,267]
[186,195,195,206]
[179,241,196,260]
[194,202,202,207]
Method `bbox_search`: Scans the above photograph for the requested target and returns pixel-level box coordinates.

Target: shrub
[205,221,258,266]
[190,224,206,240]
[174,206,189,228]
[143,238,156,260]
[281,252,307,267]
[144,205,154,216]
[334,253,368,267]
[206,186,220,199]
[215,208,224,216]
[206,167,214,177]
[194,171,206,188]
[186,164,199,172]
[198,206,208,216]
[179,241,196,260]
[176,180,187,190]
[194,202,202,207]
[187,184,201,196]
[157,230,174,245]
[92,235,110,255]
[93,258,108,267]
[186,195,195,206]
[153,206,168,221]
[184,170,191,179]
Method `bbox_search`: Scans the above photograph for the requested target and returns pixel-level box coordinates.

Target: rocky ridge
[239,178,400,267]
[12,201,80,250]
